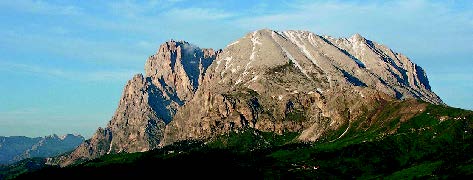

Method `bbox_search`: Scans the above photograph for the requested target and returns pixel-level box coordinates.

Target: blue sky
[0,0,471,138]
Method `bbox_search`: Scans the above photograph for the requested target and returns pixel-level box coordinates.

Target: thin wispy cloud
[1,30,149,67]
[0,61,137,82]
[165,7,235,20]
[0,0,82,15]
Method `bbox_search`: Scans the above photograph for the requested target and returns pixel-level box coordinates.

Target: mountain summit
[54,29,442,166]
[163,29,441,144]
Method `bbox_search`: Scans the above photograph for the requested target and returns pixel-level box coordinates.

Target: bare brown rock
[145,40,218,102]
[55,41,218,166]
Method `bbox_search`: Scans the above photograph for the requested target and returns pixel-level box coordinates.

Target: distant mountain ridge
[0,134,84,165]
[54,29,443,166]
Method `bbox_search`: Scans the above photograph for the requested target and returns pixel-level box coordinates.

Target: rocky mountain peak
[57,29,442,166]
[59,134,81,140]
[203,29,440,103]
[43,134,83,141]
[350,33,365,42]
[55,41,218,166]
[145,40,218,102]
[162,28,442,144]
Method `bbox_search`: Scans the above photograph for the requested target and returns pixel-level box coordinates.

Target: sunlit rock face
[163,29,441,144]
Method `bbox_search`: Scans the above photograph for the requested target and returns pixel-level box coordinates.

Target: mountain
[0,134,84,165]
[54,29,443,167]
[163,29,441,144]
[51,41,219,166]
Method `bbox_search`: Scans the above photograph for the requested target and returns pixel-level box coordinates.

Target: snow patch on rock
[236,31,262,85]
[271,31,312,80]
[220,56,233,77]
[283,31,321,68]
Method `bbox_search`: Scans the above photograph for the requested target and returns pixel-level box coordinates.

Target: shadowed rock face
[57,29,441,166]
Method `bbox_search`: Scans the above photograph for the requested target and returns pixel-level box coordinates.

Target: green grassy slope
[8,103,473,179]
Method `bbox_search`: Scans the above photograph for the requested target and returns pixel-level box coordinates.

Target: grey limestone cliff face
[55,41,218,166]
[162,29,442,144]
[145,41,217,103]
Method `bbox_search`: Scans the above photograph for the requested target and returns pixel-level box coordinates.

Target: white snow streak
[335,123,350,140]
[307,33,319,48]
[236,31,261,85]
[248,31,262,61]
[215,59,222,69]
[235,79,242,85]
[224,56,233,70]
[283,31,320,68]
[271,31,312,80]
[349,35,366,58]
[347,37,369,69]
[107,141,113,154]
[220,56,233,78]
